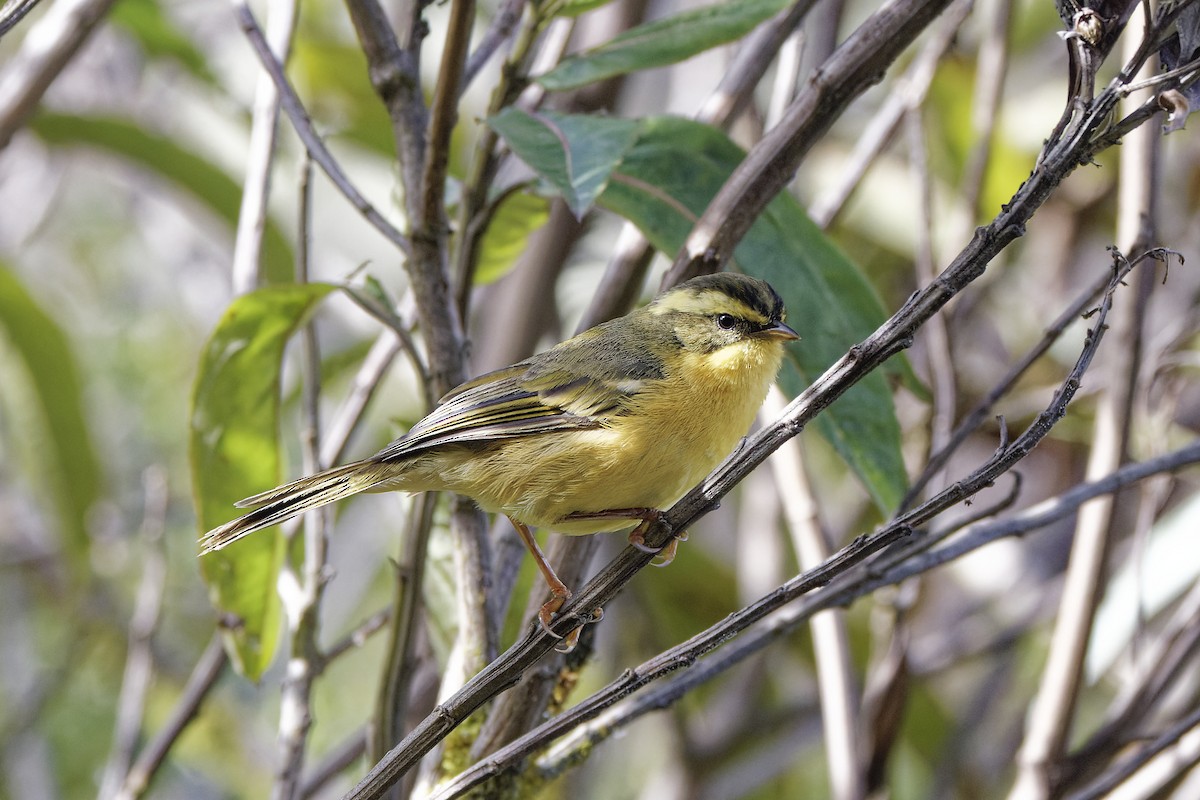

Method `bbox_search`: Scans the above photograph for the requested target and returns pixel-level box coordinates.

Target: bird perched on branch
[200,272,798,645]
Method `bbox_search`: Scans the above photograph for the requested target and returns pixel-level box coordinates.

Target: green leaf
[488,108,639,218]
[0,264,101,562]
[110,0,217,85]
[550,0,619,17]
[475,191,551,285]
[190,283,336,678]
[538,0,790,91]
[31,113,294,284]
[600,116,908,512]
[293,36,396,156]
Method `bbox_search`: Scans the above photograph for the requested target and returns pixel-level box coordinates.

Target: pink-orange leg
[507,517,602,652]
[564,507,689,567]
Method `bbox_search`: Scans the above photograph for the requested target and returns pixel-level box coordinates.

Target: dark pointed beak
[756,320,800,341]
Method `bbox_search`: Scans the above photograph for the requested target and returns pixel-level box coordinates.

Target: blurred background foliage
[2,0,1200,797]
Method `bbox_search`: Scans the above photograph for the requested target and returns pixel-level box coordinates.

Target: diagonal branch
[663,0,958,285]
[232,1,412,256]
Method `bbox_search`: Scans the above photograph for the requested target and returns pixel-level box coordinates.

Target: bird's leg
[564,507,688,567]
[507,517,603,653]
[507,517,572,639]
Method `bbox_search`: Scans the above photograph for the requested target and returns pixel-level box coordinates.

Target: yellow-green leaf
[190,283,336,678]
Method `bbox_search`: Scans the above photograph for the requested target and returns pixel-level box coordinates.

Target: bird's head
[650,273,799,361]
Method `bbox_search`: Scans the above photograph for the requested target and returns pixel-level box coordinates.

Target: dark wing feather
[372,323,665,463]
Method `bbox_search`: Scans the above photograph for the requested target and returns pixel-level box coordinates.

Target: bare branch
[808,0,973,229]
[0,0,118,148]
[1063,705,1200,800]
[0,0,44,38]
[118,634,228,799]
[99,468,169,800]
[230,0,298,293]
[1009,18,1162,790]
[765,390,863,800]
[272,159,330,800]
[665,0,958,284]
[232,0,412,255]
[463,0,526,91]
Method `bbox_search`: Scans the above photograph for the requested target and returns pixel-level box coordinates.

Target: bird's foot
[538,593,603,653]
[626,511,688,567]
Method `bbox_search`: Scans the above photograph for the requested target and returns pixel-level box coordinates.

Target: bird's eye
[716,313,737,330]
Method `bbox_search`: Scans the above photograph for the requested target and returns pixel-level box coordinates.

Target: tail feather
[199,461,386,554]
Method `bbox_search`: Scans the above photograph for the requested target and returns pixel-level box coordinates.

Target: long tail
[198,461,392,554]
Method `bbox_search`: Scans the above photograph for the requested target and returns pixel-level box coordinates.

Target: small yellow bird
[200,272,797,638]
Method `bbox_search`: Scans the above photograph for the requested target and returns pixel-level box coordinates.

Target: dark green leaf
[0,264,101,563]
[190,283,336,678]
[600,116,908,512]
[488,108,639,218]
[31,113,294,284]
[538,0,790,91]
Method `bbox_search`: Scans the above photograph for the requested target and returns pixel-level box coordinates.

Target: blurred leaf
[0,263,101,562]
[600,116,908,512]
[538,0,790,91]
[475,191,551,285]
[551,0,619,17]
[293,36,395,156]
[110,0,217,84]
[31,113,294,284]
[488,108,639,218]
[191,283,336,679]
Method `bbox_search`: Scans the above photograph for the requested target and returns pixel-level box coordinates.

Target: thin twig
[0,0,43,37]
[453,4,554,313]
[272,157,330,800]
[959,0,1013,227]
[463,0,526,91]
[902,254,1138,505]
[765,389,863,800]
[1063,705,1200,800]
[301,728,369,799]
[318,607,392,672]
[667,0,958,283]
[99,468,169,800]
[232,0,412,256]
[0,0,118,148]
[907,105,957,494]
[807,0,973,229]
[1009,17,1161,789]
[372,493,437,762]
[118,634,228,799]
[229,0,298,293]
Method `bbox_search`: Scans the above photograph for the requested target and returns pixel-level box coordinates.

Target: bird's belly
[429,385,762,534]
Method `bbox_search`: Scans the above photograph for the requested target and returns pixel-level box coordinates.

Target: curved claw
[555,627,582,653]
[650,536,680,567]
[629,525,689,568]
[629,534,661,554]
[538,595,567,639]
